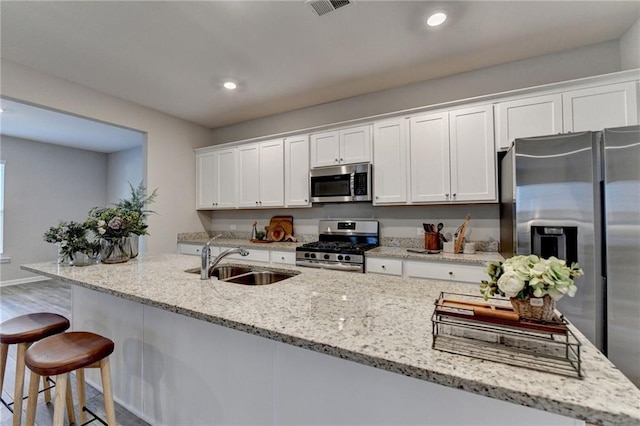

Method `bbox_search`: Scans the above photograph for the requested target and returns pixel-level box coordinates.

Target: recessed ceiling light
[223,81,237,90]
[426,12,447,27]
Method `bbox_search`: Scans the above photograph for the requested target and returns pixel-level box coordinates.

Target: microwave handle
[350,171,355,199]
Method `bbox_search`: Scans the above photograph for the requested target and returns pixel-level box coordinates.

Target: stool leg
[77,368,87,424]
[12,342,28,426]
[0,343,8,397]
[52,373,68,426]
[65,376,75,424]
[25,370,40,426]
[42,375,52,403]
[99,358,117,426]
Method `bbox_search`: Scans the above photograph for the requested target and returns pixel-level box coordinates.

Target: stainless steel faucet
[201,234,222,280]
[201,235,250,279]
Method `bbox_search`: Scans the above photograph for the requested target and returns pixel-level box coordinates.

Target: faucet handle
[240,248,250,256]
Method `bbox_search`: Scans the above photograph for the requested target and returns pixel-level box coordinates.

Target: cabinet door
[310,131,340,168]
[409,112,450,203]
[449,105,497,202]
[339,125,371,165]
[373,118,408,205]
[215,148,238,209]
[495,94,563,150]
[563,82,639,132]
[284,135,311,207]
[196,151,216,209]
[237,144,261,208]
[259,139,284,207]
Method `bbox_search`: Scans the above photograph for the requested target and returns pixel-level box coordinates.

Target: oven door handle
[296,261,363,272]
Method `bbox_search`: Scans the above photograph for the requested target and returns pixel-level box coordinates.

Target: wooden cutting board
[265,216,296,242]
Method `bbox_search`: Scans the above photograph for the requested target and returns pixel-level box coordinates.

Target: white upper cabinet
[495,94,563,150]
[284,134,311,207]
[310,124,371,168]
[563,82,639,132]
[409,112,450,203]
[449,105,496,202]
[373,118,408,205]
[238,139,284,208]
[409,105,496,204]
[196,147,237,210]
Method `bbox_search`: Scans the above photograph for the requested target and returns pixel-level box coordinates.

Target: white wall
[1,59,213,254]
[210,41,621,144]
[0,136,108,283]
[107,146,144,204]
[620,19,640,70]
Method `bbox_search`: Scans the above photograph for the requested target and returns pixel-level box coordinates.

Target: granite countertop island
[22,255,640,425]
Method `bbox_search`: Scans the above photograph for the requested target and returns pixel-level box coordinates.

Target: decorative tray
[431,292,582,378]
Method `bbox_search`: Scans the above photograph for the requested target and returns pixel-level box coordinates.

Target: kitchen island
[22,255,640,426]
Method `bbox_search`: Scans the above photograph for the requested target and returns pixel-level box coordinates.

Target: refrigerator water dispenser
[531,226,578,265]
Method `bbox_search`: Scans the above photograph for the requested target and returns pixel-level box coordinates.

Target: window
[0,161,4,254]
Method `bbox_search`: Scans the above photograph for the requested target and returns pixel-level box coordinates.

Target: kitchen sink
[185,265,298,285]
[223,271,297,285]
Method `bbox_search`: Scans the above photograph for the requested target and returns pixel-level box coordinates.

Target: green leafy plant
[115,182,158,236]
[85,206,139,239]
[480,255,584,301]
[43,221,92,261]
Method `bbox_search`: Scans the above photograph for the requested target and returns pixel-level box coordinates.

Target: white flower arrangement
[480,255,584,301]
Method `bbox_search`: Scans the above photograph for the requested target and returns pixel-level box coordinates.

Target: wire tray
[431,292,582,379]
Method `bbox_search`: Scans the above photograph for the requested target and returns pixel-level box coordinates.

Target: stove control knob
[337,255,344,261]
[323,254,330,260]
[304,253,310,258]
[344,255,351,261]
[310,253,316,259]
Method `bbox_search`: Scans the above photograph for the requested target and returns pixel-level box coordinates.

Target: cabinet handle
[340,158,344,162]
[256,201,259,205]
[375,196,379,199]
[335,158,339,162]
[304,199,308,202]
[452,193,457,197]
[382,265,386,269]
[448,271,453,275]
[445,193,449,198]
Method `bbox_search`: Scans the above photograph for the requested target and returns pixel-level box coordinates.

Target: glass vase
[70,251,92,267]
[129,234,139,259]
[100,237,132,264]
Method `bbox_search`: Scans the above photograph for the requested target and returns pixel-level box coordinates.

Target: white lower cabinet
[404,260,485,284]
[366,257,403,276]
[178,242,218,257]
[270,250,296,265]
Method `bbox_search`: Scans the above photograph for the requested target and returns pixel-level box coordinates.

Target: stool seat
[25,332,114,377]
[0,313,70,345]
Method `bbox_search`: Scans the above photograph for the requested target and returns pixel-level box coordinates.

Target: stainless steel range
[296,220,379,272]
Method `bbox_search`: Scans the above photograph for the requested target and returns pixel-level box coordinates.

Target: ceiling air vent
[306,0,352,17]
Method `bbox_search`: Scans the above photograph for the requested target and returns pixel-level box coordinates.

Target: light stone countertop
[22,255,640,426]
[178,237,302,251]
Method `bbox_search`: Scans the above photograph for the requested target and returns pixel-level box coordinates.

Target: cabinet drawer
[366,258,403,276]
[229,249,270,263]
[271,251,296,265]
[405,261,485,284]
[178,243,207,256]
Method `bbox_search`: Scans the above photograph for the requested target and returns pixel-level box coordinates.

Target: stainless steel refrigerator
[500,125,640,387]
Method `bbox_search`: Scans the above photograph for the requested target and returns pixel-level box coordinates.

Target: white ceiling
[1,1,639,151]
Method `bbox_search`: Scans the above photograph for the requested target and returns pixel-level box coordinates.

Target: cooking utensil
[454,214,471,254]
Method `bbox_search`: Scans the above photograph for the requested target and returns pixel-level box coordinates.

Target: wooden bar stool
[24,331,116,426]
[0,313,70,426]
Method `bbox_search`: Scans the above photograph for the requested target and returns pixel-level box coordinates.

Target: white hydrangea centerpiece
[480,255,584,301]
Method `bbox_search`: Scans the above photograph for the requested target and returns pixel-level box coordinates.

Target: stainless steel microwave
[310,163,372,203]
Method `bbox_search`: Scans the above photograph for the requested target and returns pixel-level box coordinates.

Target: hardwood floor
[1,281,149,426]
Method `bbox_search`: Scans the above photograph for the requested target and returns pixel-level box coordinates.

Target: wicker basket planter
[510,295,556,321]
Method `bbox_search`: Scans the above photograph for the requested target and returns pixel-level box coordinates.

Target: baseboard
[0,276,51,287]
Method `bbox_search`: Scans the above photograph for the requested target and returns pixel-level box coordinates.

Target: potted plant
[43,221,93,266]
[480,255,584,321]
[115,182,158,258]
[85,206,137,263]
